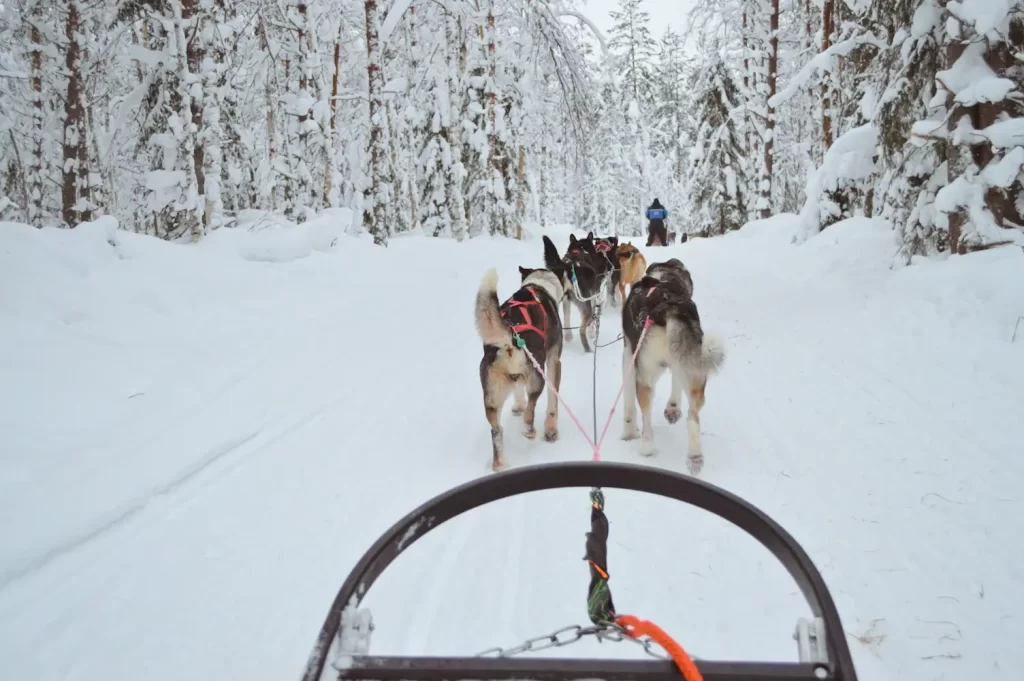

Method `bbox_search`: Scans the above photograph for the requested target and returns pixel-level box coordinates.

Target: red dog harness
[502,287,549,346]
[595,241,613,254]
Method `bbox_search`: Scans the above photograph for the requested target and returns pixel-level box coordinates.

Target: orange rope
[615,615,703,681]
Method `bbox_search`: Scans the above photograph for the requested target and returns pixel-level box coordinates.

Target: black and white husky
[474,239,565,471]
[543,233,605,353]
[620,258,726,474]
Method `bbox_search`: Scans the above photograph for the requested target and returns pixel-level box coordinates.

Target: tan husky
[615,242,647,305]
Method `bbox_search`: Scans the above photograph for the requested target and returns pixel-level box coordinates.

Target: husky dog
[615,241,647,305]
[620,258,725,474]
[593,235,621,304]
[475,243,565,471]
[593,235,619,276]
[544,233,604,353]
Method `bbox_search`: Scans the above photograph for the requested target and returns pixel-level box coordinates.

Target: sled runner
[301,461,859,681]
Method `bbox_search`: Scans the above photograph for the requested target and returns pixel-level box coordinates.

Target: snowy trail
[2,217,1023,681]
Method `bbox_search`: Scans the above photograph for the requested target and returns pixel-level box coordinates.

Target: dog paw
[564,329,574,341]
[687,453,704,475]
[544,428,558,442]
[523,425,537,440]
[492,457,506,472]
[664,404,682,424]
[621,424,640,441]
[639,437,657,457]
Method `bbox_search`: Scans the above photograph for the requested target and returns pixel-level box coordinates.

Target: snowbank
[198,208,360,262]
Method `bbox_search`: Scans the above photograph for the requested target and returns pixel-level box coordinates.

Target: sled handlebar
[301,461,858,681]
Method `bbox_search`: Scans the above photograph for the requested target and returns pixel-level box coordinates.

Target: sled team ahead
[474,202,725,476]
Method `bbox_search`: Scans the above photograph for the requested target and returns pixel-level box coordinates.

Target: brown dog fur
[615,242,648,305]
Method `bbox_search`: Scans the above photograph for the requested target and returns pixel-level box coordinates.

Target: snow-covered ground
[2,214,1023,681]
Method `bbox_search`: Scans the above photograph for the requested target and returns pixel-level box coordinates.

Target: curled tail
[475,268,511,347]
[542,235,564,274]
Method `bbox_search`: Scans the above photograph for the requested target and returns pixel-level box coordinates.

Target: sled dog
[620,258,725,474]
[615,241,647,305]
[475,241,565,471]
[545,233,604,353]
[593,235,622,305]
[593,235,620,277]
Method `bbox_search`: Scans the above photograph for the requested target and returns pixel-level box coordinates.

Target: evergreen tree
[688,53,747,236]
[607,0,656,110]
[651,27,693,214]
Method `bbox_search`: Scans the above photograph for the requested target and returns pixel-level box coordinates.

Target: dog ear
[586,231,594,240]
[568,234,577,244]
[519,265,530,277]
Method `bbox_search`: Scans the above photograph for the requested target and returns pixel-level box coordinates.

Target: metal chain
[475,622,669,661]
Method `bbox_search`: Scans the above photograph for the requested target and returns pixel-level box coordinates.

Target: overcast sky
[575,0,700,59]
[578,0,696,42]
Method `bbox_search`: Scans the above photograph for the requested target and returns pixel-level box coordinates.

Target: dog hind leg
[544,355,561,442]
[522,372,544,440]
[485,381,515,471]
[664,363,684,424]
[621,341,640,441]
[637,377,656,457]
[511,383,527,415]
[686,376,707,474]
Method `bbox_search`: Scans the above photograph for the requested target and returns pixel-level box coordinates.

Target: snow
[798,124,879,238]
[380,0,416,50]
[938,42,1004,105]
[910,0,943,39]
[949,0,1017,36]
[2,215,1024,681]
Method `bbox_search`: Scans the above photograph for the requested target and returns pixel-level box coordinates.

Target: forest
[1,0,1021,262]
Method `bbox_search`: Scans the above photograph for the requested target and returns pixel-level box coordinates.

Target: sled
[301,461,859,681]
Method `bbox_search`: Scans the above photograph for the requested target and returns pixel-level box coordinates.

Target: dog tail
[475,268,511,347]
[542,235,563,272]
[664,303,726,377]
[698,332,727,376]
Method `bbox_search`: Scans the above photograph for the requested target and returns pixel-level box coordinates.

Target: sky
[575,0,699,57]
[578,0,697,41]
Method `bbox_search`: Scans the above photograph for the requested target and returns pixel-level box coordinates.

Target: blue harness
[645,208,668,220]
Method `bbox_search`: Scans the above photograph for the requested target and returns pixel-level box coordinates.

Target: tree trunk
[485,0,504,235]
[62,0,91,227]
[821,0,834,152]
[976,28,1023,232]
[186,0,204,205]
[944,29,967,253]
[364,0,388,245]
[445,8,467,242]
[29,9,44,226]
[325,21,342,205]
[760,0,779,219]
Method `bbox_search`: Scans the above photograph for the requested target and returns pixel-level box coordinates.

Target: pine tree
[607,0,656,110]
[688,54,747,236]
[652,27,692,214]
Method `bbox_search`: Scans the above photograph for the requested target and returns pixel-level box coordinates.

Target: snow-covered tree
[688,53,748,235]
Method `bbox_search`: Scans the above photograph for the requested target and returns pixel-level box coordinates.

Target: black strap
[584,488,615,624]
